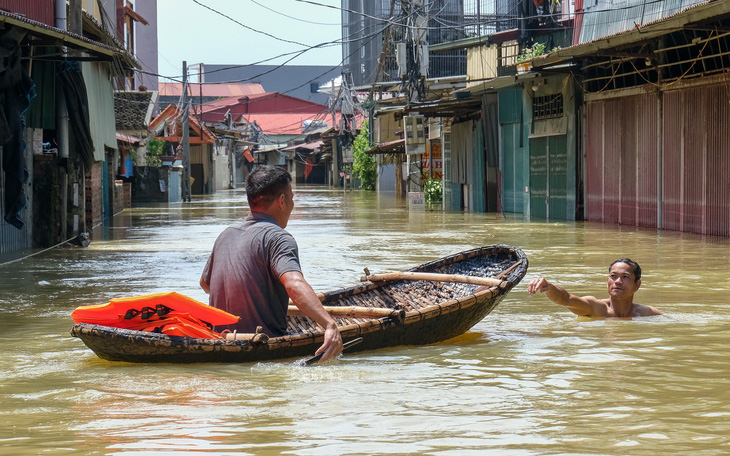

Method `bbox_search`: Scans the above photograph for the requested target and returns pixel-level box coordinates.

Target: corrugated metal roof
[534,0,730,69]
[158,82,266,98]
[281,140,324,151]
[579,0,710,44]
[199,93,274,113]
[0,9,137,66]
[240,113,331,136]
[365,138,405,155]
[0,0,54,25]
[83,62,119,158]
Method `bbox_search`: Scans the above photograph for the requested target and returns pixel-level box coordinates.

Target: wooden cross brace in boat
[287,305,406,322]
[360,271,509,288]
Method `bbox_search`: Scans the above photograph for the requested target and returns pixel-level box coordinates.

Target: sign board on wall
[408,191,425,211]
[422,142,443,180]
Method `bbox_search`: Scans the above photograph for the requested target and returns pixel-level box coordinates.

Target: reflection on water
[1,186,729,455]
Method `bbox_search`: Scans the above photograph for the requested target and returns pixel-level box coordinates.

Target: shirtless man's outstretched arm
[527,277,609,317]
[527,259,661,318]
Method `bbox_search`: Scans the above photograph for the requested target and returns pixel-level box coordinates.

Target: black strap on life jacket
[124,304,175,320]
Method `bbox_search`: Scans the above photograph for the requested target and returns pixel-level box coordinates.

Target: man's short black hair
[610,258,641,281]
[246,165,292,209]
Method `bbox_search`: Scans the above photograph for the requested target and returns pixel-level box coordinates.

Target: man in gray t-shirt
[200,166,343,362]
[201,213,301,336]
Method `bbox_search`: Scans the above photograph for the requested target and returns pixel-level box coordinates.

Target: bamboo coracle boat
[71,245,528,363]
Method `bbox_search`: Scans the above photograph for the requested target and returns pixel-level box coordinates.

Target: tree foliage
[517,42,560,62]
[352,120,377,190]
[144,138,165,167]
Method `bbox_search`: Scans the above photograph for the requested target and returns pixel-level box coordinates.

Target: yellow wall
[375,112,402,143]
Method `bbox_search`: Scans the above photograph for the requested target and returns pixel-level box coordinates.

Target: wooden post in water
[181,61,192,202]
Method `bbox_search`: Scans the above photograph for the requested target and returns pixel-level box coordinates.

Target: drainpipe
[55,0,70,240]
[656,91,663,230]
[55,0,66,30]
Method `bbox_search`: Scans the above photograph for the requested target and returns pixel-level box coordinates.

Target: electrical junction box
[396,42,408,78]
[404,114,426,155]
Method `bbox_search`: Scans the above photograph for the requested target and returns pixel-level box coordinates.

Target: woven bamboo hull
[71,245,528,363]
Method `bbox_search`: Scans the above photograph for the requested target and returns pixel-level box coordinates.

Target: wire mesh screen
[342,0,521,86]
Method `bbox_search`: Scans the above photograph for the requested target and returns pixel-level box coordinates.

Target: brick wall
[85,162,103,229]
[123,182,131,208]
[32,155,64,247]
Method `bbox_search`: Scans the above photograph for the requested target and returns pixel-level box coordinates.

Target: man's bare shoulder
[631,304,662,317]
[573,295,611,317]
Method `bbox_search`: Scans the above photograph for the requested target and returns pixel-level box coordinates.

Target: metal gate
[529,135,568,220]
[499,87,526,214]
[585,94,658,228]
[501,122,525,213]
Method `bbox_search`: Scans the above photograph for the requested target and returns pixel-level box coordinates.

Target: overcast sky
[156,0,343,82]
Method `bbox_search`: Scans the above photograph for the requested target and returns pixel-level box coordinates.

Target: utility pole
[400,0,428,203]
[400,0,428,104]
[368,0,397,103]
[330,78,339,187]
[181,61,192,202]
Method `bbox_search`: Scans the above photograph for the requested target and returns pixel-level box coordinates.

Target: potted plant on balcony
[516,42,557,74]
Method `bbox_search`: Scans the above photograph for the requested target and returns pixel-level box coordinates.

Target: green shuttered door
[530,135,568,220]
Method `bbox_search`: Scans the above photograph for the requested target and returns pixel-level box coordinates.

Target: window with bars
[532,94,564,119]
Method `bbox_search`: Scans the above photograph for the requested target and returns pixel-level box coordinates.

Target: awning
[458,72,543,97]
[402,96,484,117]
[281,140,324,152]
[116,132,141,145]
[365,139,405,155]
[0,10,138,67]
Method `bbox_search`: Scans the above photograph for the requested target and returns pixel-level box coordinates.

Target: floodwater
[1,186,729,456]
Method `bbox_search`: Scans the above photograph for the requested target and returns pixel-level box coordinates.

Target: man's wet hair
[610,258,641,281]
[246,165,292,209]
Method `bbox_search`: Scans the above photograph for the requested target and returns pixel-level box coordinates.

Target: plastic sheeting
[58,61,94,167]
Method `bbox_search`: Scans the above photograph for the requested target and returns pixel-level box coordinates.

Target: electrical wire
[148,0,684,84]
[154,2,390,86]
[138,0,713,118]
[136,0,702,87]
[191,0,309,47]
[247,0,339,25]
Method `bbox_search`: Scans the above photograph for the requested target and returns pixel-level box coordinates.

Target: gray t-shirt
[201,212,302,336]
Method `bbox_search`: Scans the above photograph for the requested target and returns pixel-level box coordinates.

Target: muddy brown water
[1,186,729,455]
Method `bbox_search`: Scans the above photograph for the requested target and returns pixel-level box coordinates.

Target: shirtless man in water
[527,258,662,318]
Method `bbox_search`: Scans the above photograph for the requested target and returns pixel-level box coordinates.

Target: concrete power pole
[400,0,428,104]
[400,0,428,202]
[55,0,69,240]
[181,61,192,202]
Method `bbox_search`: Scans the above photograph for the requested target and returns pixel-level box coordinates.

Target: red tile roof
[149,105,216,144]
[198,92,331,135]
[241,113,330,135]
[159,82,265,98]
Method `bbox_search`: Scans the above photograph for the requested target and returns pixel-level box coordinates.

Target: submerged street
[1,186,730,455]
